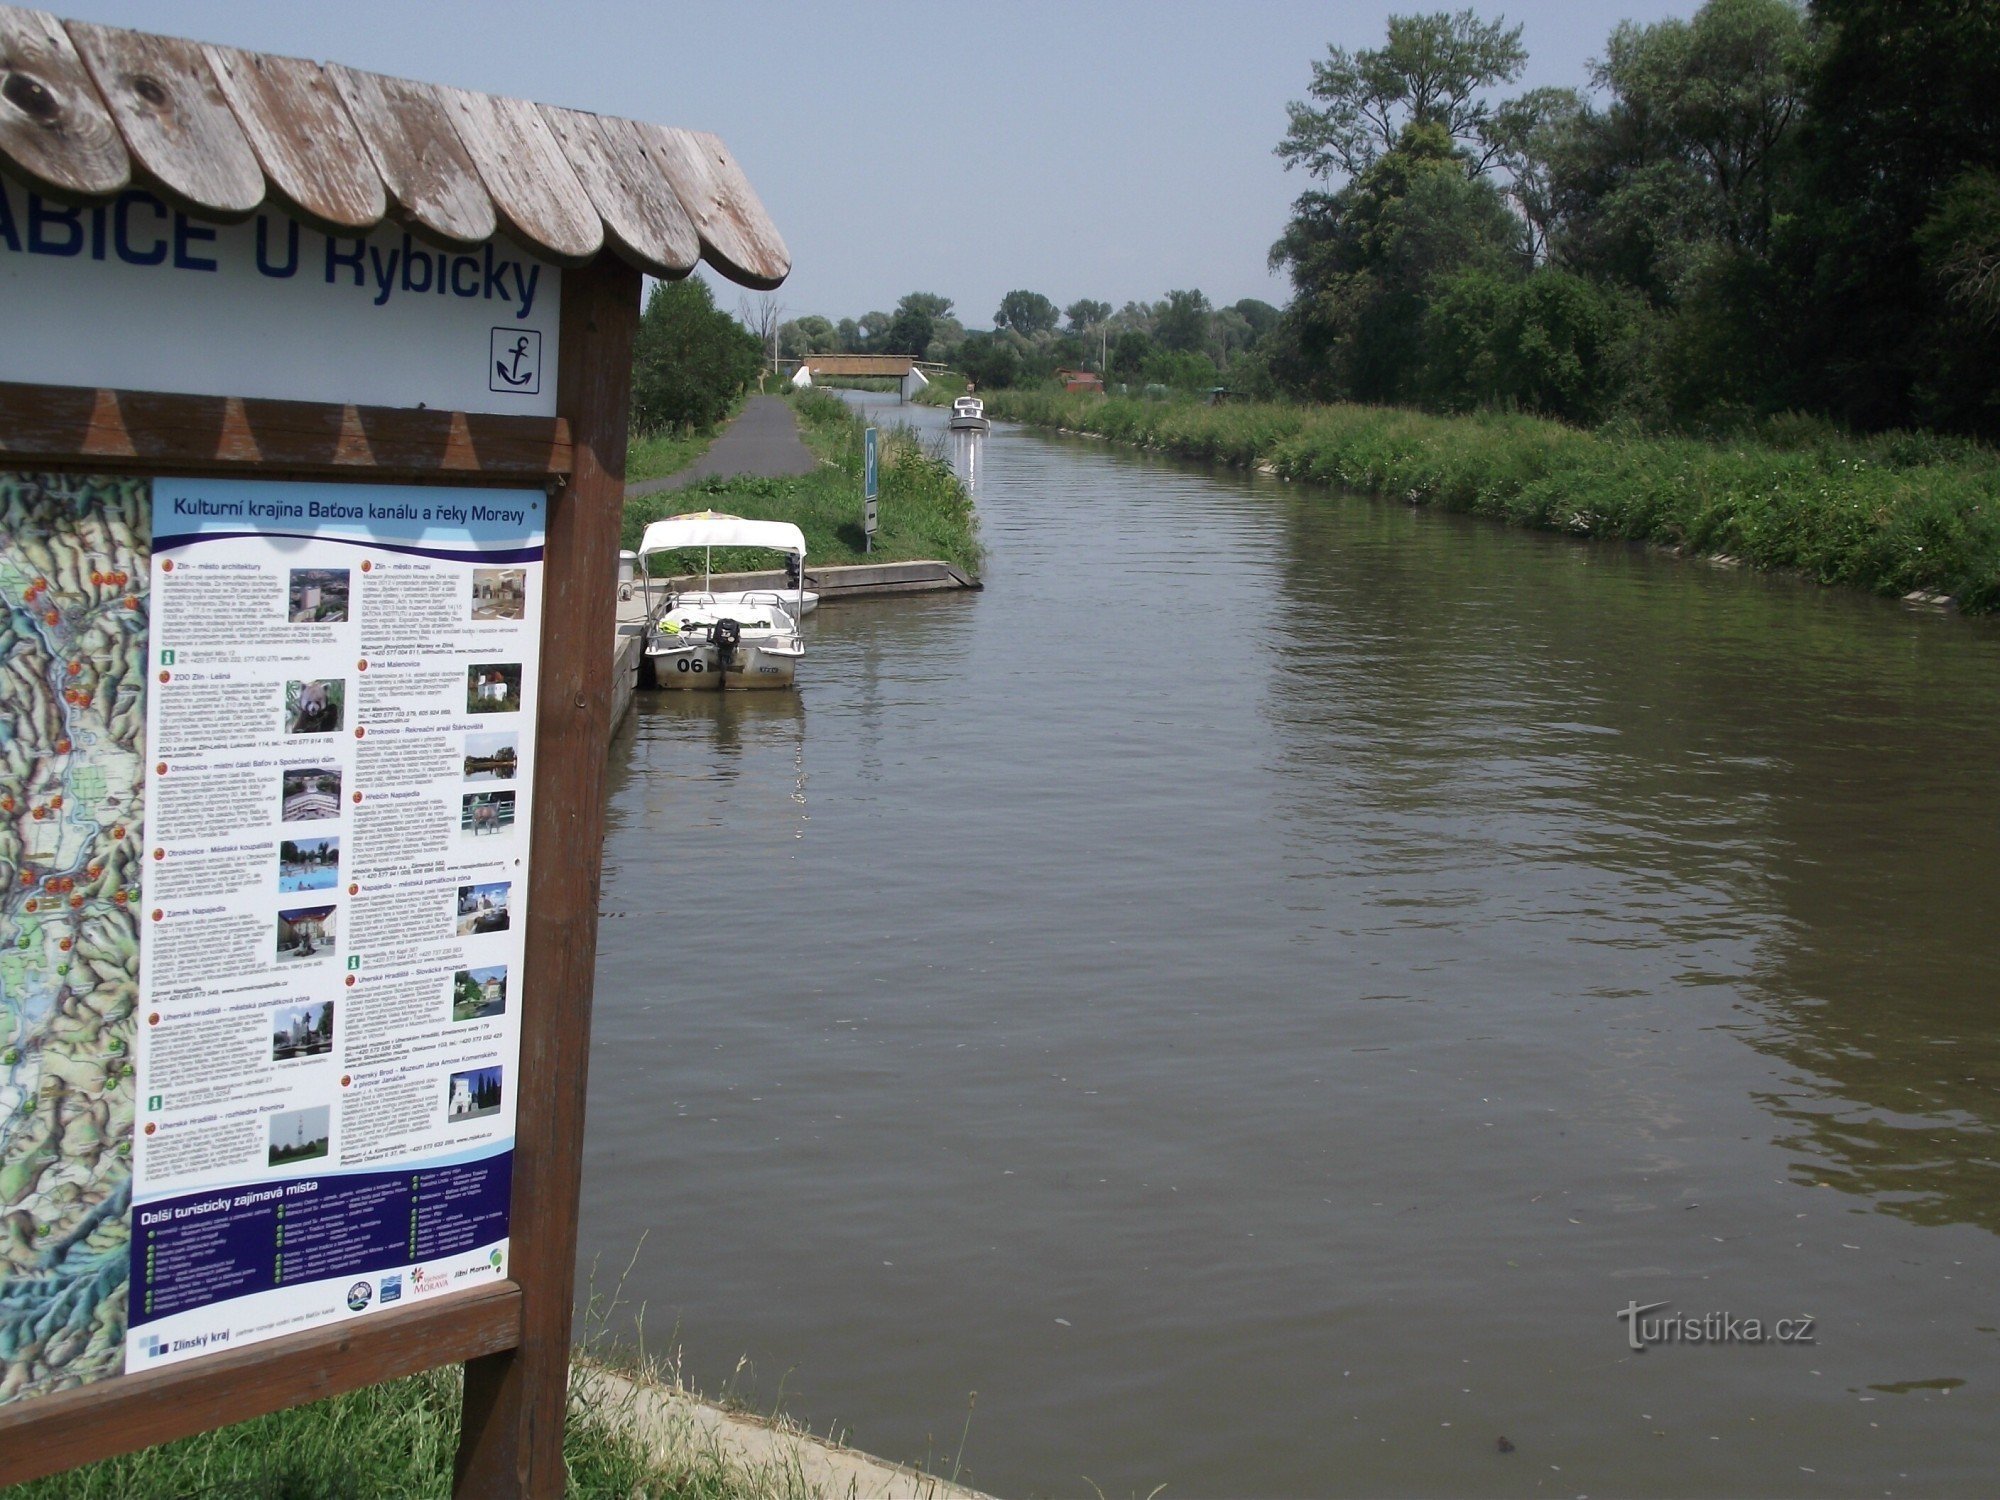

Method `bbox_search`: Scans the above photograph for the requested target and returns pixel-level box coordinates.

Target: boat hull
[647,641,798,689]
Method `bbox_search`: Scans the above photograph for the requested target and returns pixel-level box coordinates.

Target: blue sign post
[863,426,879,553]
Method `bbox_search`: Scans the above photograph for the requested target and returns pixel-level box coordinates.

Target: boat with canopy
[636,512,809,689]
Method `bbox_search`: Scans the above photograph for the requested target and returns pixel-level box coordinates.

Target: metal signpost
[0,10,787,1495]
[863,424,879,552]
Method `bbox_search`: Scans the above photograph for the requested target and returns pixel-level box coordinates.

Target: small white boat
[638,512,808,690]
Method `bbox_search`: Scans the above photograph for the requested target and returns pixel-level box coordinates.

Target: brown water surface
[580,397,2000,1497]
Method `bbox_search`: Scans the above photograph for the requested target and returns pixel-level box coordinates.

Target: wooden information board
[0,8,786,1492]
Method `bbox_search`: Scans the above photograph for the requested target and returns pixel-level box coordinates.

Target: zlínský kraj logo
[1618,1300,1816,1351]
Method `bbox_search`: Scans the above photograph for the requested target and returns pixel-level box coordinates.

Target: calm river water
[579,395,2000,1498]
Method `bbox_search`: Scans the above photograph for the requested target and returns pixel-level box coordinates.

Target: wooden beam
[453,253,639,1497]
[0,382,572,482]
[0,1280,522,1489]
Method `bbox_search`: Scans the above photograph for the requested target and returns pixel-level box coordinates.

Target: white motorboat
[637,512,808,690]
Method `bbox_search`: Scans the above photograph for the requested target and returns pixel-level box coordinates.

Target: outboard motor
[711,617,742,681]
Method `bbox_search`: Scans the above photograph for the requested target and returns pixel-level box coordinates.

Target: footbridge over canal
[783,354,951,380]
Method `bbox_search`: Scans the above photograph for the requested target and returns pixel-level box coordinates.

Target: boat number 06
[676,658,707,673]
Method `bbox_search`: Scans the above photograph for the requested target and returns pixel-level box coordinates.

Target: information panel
[128,478,543,1372]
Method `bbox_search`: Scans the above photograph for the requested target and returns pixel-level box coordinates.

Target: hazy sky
[69,2,1702,327]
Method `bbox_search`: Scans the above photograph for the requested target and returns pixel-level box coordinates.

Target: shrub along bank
[934,387,2000,613]
[621,389,981,575]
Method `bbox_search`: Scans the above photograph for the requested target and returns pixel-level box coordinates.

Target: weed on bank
[940,388,2000,613]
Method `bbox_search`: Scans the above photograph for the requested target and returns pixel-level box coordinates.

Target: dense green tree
[1421,265,1641,421]
[1154,289,1213,353]
[629,278,762,433]
[885,292,952,356]
[1230,298,1283,338]
[1277,9,1527,182]
[1550,0,1816,300]
[1482,86,1584,262]
[1918,170,2000,330]
[1792,0,2000,435]
[1064,298,1113,333]
[1272,121,1523,402]
[957,331,1023,388]
[778,314,836,358]
[994,289,1060,336]
[1109,328,1155,380]
[854,310,895,350]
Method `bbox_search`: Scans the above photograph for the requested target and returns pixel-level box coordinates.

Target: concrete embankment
[576,1365,993,1500]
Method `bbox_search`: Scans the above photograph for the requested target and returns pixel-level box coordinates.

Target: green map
[0,473,147,1406]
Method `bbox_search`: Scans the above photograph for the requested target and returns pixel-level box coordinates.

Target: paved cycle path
[626,395,818,497]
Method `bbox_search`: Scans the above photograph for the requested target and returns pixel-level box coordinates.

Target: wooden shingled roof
[0,5,789,287]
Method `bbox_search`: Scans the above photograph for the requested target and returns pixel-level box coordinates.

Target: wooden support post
[452,253,641,1497]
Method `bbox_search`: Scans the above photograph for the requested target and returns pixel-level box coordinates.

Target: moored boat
[638,513,808,690]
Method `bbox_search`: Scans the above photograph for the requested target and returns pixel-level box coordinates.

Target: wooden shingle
[0,6,787,286]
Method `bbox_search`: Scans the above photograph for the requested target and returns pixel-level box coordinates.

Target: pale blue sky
[68,2,1700,326]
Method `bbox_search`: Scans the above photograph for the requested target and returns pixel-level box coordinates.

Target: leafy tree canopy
[1231,299,1283,337]
[1277,8,1527,182]
[897,291,954,320]
[629,278,762,434]
[1064,298,1113,331]
[995,289,1061,336]
[1155,289,1214,352]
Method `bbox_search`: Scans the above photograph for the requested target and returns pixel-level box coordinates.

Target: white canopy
[637,511,807,559]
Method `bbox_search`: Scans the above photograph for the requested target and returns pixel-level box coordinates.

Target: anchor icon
[494,335,535,388]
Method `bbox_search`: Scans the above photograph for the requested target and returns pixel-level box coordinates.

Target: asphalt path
[626,395,818,497]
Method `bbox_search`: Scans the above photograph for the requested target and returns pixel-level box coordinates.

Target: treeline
[792,0,2000,442]
[778,289,1284,395]
[1264,0,2000,436]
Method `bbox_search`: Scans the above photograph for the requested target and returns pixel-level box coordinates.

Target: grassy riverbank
[926,386,2000,613]
[621,390,980,574]
[9,1357,824,1499]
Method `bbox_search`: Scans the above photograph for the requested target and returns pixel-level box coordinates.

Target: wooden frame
[0,254,639,1497]
[0,382,574,484]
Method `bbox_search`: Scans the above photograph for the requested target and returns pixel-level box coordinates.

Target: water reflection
[583,409,2000,1498]
[1259,474,2000,1235]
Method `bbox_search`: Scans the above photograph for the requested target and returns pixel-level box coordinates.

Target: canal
[578,394,2000,1498]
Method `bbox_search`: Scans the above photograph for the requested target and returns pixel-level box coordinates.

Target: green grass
[938,387,2000,613]
[7,1354,853,1500]
[621,388,982,575]
[625,394,749,487]
[10,1363,714,1499]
